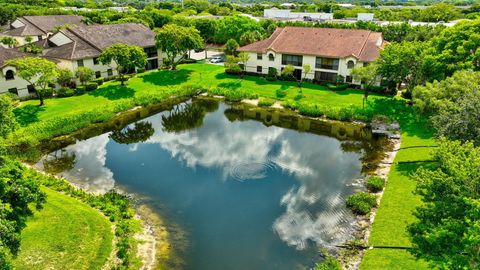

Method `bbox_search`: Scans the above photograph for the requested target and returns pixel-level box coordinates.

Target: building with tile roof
[238,27,385,85]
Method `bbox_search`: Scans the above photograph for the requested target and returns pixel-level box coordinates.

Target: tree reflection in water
[110,121,155,145]
[162,99,219,133]
[43,149,76,174]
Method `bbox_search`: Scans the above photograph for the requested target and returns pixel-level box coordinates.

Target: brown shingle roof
[0,47,30,67]
[41,23,156,60]
[238,27,384,62]
[3,15,85,37]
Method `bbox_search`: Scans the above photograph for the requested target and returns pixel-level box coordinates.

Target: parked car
[210,56,224,63]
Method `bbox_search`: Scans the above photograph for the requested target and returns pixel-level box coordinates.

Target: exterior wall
[0,65,34,97]
[244,51,366,85]
[0,35,47,47]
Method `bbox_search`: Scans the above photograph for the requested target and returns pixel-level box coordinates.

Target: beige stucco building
[0,47,35,97]
[238,27,385,85]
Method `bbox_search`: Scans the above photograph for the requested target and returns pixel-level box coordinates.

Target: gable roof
[0,47,30,67]
[238,27,385,62]
[41,23,156,60]
[3,15,85,37]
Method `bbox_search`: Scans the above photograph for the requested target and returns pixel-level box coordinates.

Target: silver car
[210,56,223,63]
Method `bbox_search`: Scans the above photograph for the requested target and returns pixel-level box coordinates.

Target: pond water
[38,98,386,270]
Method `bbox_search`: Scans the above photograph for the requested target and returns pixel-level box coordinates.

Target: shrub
[94,77,104,85]
[56,87,75,98]
[86,82,98,92]
[207,87,257,102]
[315,255,342,270]
[276,88,287,98]
[258,97,275,107]
[41,88,54,98]
[267,67,278,81]
[294,90,303,101]
[366,176,385,192]
[327,83,349,91]
[346,192,377,215]
[298,102,324,117]
[75,86,86,95]
[136,68,145,74]
[104,75,116,82]
[179,58,196,64]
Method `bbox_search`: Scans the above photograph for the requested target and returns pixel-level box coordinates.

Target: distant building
[263,9,333,21]
[238,27,385,85]
[357,13,375,22]
[1,15,86,47]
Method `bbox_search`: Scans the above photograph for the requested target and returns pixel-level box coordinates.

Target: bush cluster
[207,87,258,102]
[56,87,75,98]
[258,97,275,107]
[346,192,377,215]
[276,88,286,98]
[366,176,386,192]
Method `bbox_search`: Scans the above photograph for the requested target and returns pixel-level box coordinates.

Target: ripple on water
[229,160,277,182]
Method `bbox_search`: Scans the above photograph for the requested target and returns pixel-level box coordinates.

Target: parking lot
[189,50,225,65]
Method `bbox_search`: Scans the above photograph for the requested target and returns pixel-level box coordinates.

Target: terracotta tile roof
[2,15,85,36]
[41,23,156,60]
[238,27,384,62]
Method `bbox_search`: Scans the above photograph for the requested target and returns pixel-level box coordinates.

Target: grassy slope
[13,188,113,270]
[360,111,437,269]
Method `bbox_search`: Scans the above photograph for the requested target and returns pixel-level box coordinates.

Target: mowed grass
[360,116,437,269]
[13,188,113,270]
[13,63,386,131]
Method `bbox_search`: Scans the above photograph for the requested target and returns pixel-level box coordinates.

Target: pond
[37,98,387,270]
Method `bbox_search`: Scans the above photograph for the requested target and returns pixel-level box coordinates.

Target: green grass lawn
[13,188,113,270]
[360,114,437,269]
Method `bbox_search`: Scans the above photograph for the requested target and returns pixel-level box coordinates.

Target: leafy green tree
[194,18,218,58]
[300,64,311,88]
[75,67,94,86]
[237,52,250,79]
[0,6,15,25]
[408,139,480,269]
[239,30,263,46]
[0,95,18,139]
[423,20,480,81]
[224,38,239,56]
[184,0,211,13]
[224,55,241,74]
[0,37,18,48]
[351,63,381,108]
[376,42,425,92]
[0,158,46,268]
[56,68,74,88]
[98,44,147,85]
[155,24,203,70]
[281,64,295,80]
[6,57,58,106]
[413,70,480,145]
[215,15,264,43]
[419,3,462,22]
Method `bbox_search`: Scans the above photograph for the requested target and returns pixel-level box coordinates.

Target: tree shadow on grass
[395,161,438,178]
[217,81,242,90]
[88,85,135,100]
[141,69,191,86]
[14,104,45,126]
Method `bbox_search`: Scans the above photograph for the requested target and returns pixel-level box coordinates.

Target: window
[257,66,262,73]
[37,35,42,40]
[27,85,35,94]
[346,76,353,83]
[8,88,18,95]
[314,71,337,82]
[315,57,339,70]
[93,57,99,65]
[281,54,303,66]
[95,71,101,78]
[77,59,84,67]
[347,60,355,69]
[144,47,158,58]
[257,53,262,60]
[107,69,113,76]
[268,53,274,61]
[5,70,14,81]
